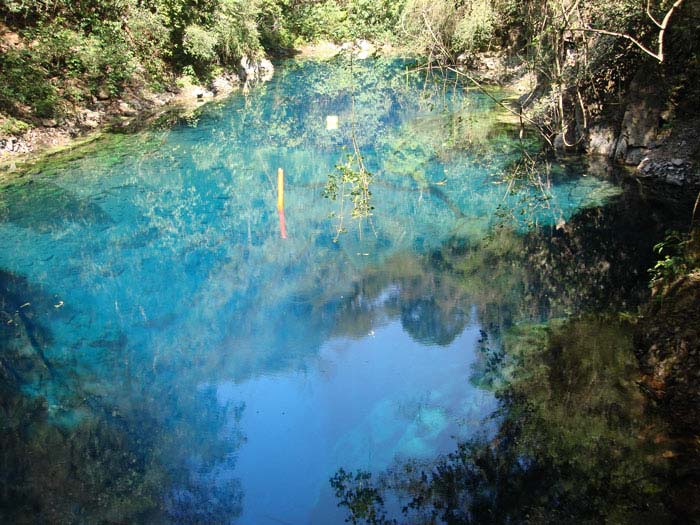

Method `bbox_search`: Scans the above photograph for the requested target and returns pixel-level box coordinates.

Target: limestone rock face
[210,74,240,96]
[613,73,664,164]
[177,84,214,101]
[355,39,374,60]
[239,56,274,82]
[80,109,101,128]
[586,125,617,157]
[117,101,138,116]
[585,68,669,166]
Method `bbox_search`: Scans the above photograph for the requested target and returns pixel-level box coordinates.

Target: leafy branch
[323,54,375,242]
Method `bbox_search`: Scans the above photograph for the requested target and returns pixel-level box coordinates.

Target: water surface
[0,58,690,523]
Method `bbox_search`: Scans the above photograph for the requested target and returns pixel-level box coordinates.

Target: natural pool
[0,58,694,523]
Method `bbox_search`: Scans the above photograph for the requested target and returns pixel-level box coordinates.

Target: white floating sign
[326,115,339,130]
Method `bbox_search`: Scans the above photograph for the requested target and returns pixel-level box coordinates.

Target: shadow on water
[0,269,246,524]
[329,173,688,347]
[330,178,700,524]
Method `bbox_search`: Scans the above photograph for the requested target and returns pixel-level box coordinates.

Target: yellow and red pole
[277,168,287,239]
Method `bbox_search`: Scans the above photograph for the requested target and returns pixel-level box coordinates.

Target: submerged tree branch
[441,66,555,148]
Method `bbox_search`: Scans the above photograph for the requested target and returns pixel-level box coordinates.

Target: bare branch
[570,26,662,61]
[646,0,664,28]
[441,65,555,147]
[572,0,685,63]
[657,0,685,63]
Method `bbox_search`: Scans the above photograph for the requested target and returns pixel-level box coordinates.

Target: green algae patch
[0,132,106,182]
[0,130,169,187]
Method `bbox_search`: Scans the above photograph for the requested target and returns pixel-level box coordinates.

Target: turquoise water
[0,58,684,523]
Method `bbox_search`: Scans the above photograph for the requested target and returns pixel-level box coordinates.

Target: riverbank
[3,44,698,194]
[0,55,277,174]
[0,41,398,173]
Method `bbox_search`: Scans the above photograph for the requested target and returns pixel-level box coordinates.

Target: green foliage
[324,152,375,240]
[0,46,59,118]
[0,116,31,136]
[649,230,700,286]
[0,0,267,121]
[401,0,456,57]
[183,24,218,64]
[125,7,172,87]
[213,0,264,63]
[292,1,351,43]
[278,0,406,44]
[257,0,295,49]
[452,0,496,53]
[0,1,169,120]
[324,154,375,219]
[27,19,136,97]
[402,0,499,59]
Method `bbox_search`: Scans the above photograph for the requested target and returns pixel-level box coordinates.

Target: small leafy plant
[323,151,374,240]
[648,231,698,287]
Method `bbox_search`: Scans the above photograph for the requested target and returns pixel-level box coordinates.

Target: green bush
[290,1,351,43]
[183,24,218,64]
[214,0,264,64]
[257,0,296,50]
[453,0,496,53]
[0,116,31,136]
[28,21,135,99]
[402,0,498,58]
[347,0,406,40]
[0,47,59,118]
[93,22,137,95]
[125,6,172,87]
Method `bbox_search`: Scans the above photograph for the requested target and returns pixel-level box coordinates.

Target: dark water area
[0,58,697,524]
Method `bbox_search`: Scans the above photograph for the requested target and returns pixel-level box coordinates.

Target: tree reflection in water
[332,316,698,524]
[2,57,697,522]
[330,185,700,524]
[0,269,246,524]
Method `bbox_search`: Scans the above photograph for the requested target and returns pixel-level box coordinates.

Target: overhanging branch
[572,0,685,63]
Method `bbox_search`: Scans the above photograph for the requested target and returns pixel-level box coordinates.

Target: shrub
[453,0,496,53]
[348,0,406,40]
[183,24,218,64]
[0,46,60,118]
[0,116,31,136]
[214,0,264,64]
[125,6,172,87]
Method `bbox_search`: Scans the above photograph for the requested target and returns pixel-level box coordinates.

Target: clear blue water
[0,58,662,524]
